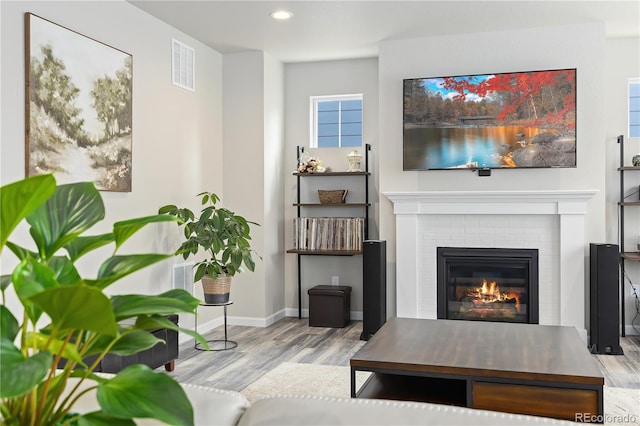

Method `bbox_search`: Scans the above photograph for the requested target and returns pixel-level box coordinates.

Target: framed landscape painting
[25,13,133,192]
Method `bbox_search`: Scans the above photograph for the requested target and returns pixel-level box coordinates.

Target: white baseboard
[283,308,363,321]
[285,307,309,318]
[624,324,640,335]
[179,309,293,345]
[229,309,288,327]
[350,311,363,321]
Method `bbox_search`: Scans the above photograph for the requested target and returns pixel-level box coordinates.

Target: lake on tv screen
[403,126,551,170]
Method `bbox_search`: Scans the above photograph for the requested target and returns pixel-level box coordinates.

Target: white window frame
[629,78,640,139]
[310,94,363,148]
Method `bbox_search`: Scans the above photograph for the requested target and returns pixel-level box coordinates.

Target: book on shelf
[293,217,364,251]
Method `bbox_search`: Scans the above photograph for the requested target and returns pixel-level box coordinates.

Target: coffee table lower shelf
[353,371,602,422]
[355,373,466,406]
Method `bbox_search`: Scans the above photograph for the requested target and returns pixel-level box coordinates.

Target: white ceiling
[129,1,640,63]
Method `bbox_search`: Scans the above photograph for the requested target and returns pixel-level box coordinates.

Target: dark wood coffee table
[350,318,604,421]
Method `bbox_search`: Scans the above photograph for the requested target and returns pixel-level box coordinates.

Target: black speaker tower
[361,240,387,341]
[589,243,623,355]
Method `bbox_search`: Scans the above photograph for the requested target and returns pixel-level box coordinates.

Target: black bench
[60,314,179,373]
[98,314,179,372]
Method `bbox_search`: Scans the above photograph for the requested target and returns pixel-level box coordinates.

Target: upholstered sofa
[70,380,574,425]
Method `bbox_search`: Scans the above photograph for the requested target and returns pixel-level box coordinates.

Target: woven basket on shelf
[318,189,347,204]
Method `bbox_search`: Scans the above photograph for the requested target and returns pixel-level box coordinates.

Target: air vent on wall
[172,39,195,91]
[172,263,194,295]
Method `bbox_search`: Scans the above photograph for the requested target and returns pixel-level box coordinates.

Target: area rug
[240,362,639,425]
[240,362,368,403]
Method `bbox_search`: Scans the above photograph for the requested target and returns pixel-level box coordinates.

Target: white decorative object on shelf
[347,150,362,172]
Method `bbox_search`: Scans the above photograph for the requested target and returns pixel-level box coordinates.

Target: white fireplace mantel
[385,190,597,215]
[384,190,598,340]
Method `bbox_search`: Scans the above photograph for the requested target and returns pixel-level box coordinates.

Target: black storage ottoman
[58,314,179,373]
[100,314,179,372]
[308,285,351,327]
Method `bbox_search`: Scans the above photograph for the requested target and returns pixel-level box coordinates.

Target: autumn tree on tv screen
[403,69,576,170]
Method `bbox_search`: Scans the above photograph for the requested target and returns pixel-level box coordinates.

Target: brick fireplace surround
[384,190,597,341]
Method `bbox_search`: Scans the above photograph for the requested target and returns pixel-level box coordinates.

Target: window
[310,94,362,148]
[630,78,640,138]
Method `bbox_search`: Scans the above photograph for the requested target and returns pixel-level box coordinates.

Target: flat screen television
[403,68,576,171]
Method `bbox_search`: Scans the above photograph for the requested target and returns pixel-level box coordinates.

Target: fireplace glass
[437,247,539,324]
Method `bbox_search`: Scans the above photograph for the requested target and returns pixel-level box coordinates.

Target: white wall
[222,52,267,321]
[284,58,379,316]
[1,1,224,333]
[222,51,286,325]
[605,37,640,333]
[263,52,287,324]
[378,23,607,325]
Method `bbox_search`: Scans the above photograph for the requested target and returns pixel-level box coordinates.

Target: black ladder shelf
[288,144,371,318]
[617,134,638,337]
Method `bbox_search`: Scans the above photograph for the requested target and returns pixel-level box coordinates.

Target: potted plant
[0,174,207,425]
[159,192,260,304]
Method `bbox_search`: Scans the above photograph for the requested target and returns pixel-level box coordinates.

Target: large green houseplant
[0,174,207,425]
[159,192,260,303]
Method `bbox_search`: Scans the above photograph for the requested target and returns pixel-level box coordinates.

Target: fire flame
[469,279,520,310]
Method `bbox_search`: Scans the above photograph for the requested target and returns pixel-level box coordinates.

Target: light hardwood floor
[167,318,640,392]
[168,317,365,391]
[594,333,640,388]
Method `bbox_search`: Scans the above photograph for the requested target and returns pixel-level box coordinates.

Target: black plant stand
[195,301,237,351]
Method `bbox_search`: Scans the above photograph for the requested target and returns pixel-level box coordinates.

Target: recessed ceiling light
[270,9,294,20]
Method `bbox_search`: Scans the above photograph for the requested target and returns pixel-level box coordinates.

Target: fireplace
[437,247,539,324]
[385,190,597,341]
